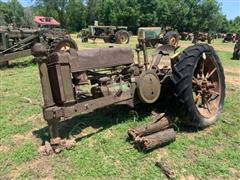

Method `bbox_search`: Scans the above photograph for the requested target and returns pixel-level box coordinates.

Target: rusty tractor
[192,32,215,44]
[223,33,239,43]
[232,39,240,60]
[137,27,179,48]
[0,17,77,66]
[32,37,225,153]
[79,25,130,44]
[180,32,193,41]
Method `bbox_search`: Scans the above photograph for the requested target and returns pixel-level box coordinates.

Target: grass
[0,36,240,179]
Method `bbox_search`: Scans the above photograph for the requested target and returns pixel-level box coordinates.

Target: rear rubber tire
[170,44,225,128]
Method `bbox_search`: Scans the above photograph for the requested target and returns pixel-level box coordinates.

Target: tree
[229,16,240,33]
[21,7,35,27]
[0,0,24,26]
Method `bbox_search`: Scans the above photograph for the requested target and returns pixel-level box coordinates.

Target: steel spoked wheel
[50,38,78,53]
[192,53,221,119]
[119,33,128,44]
[115,30,130,44]
[171,44,225,128]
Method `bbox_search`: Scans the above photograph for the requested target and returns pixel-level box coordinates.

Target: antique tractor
[0,17,78,66]
[137,27,179,48]
[222,33,238,43]
[232,39,240,60]
[79,25,130,44]
[192,31,215,44]
[180,32,193,41]
[32,37,225,152]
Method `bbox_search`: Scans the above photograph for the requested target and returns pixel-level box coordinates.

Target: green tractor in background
[78,24,131,44]
[137,27,179,48]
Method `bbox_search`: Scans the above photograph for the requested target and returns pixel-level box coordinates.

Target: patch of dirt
[180,175,198,180]
[229,167,240,177]
[225,75,240,85]
[224,66,240,74]
[3,156,54,179]
[0,144,10,152]
[12,131,35,143]
[186,145,197,159]
[226,86,238,96]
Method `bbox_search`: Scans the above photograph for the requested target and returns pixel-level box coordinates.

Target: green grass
[0,36,239,179]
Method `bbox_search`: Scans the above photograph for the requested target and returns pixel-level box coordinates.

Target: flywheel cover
[137,70,161,104]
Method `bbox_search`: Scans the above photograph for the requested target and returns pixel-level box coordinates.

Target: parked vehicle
[79,25,131,44]
[180,32,193,41]
[137,27,179,47]
[0,16,77,66]
[192,31,215,44]
[223,33,236,43]
[32,35,225,153]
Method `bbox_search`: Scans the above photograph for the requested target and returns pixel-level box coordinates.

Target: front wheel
[171,44,225,128]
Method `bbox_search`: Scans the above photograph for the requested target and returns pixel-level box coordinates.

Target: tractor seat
[69,48,134,72]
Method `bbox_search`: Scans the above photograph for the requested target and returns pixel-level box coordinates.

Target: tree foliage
[0,0,239,33]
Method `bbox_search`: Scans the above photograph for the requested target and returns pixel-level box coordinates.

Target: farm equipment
[0,16,78,66]
[223,33,237,43]
[192,32,214,44]
[79,25,130,44]
[137,27,179,48]
[232,39,240,60]
[179,32,193,41]
[32,36,225,153]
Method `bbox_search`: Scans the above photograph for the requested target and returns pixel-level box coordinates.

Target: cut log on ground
[128,115,171,140]
[134,128,176,151]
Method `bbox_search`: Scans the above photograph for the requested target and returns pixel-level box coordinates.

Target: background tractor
[137,27,179,48]
[32,34,225,152]
[179,32,193,41]
[0,16,78,66]
[223,33,239,43]
[79,25,131,44]
[192,31,215,44]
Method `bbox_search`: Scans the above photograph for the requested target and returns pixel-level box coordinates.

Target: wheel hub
[137,70,161,104]
[192,54,221,118]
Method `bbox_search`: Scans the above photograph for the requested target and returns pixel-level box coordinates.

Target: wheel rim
[192,53,221,119]
[170,37,177,46]
[119,33,128,44]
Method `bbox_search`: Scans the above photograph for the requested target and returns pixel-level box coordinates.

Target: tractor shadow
[33,101,201,146]
[32,104,155,144]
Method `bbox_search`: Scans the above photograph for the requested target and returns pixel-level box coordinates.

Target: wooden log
[135,128,176,151]
[128,115,170,140]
